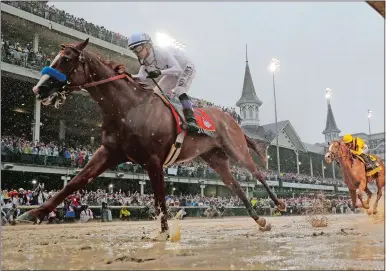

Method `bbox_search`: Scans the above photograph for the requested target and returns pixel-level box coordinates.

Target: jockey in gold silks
[342,134,375,169]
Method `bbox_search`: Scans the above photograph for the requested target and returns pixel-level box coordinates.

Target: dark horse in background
[17,39,285,233]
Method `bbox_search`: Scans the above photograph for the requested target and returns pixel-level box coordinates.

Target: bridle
[326,140,352,162]
[40,45,134,108]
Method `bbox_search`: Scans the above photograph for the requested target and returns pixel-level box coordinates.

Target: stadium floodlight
[156,32,175,47]
[109,184,113,188]
[325,88,332,100]
[325,88,332,99]
[367,109,372,119]
[32,180,37,184]
[156,32,186,51]
[269,57,280,72]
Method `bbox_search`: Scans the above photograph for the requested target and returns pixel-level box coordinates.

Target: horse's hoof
[16,212,38,224]
[256,217,271,231]
[259,222,272,232]
[362,203,370,210]
[277,200,286,212]
[373,210,378,215]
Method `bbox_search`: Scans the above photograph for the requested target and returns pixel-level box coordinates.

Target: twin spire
[235,44,263,107]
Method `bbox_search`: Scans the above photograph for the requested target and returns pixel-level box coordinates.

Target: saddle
[355,154,382,177]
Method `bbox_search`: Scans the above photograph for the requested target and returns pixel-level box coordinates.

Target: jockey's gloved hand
[146,69,161,79]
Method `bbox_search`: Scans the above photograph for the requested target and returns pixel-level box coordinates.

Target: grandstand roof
[244,120,308,152]
[256,120,289,142]
[322,100,341,135]
[236,45,263,107]
[303,142,326,154]
[242,125,269,142]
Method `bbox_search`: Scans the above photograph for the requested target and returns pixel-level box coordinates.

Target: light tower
[269,57,281,176]
[368,109,373,152]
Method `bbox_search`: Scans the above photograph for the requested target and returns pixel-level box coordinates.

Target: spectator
[174,208,187,220]
[119,206,130,221]
[80,204,94,223]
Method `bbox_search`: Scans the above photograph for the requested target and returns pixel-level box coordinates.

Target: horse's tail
[244,134,266,167]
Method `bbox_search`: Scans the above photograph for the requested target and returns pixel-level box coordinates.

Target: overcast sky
[52,2,384,144]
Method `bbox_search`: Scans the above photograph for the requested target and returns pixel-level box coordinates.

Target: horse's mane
[62,43,152,90]
[100,58,153,91]
[100,59,127,75]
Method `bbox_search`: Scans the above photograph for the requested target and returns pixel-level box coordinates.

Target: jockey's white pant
[153,63,196,98]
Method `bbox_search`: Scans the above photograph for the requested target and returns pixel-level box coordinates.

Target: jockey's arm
[160,51,183,76]
[132,65,147,80]
[350,149,361,156]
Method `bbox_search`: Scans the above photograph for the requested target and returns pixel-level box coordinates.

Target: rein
[67,73,133,91]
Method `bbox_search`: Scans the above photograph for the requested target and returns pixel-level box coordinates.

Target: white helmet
[127,32,152,49]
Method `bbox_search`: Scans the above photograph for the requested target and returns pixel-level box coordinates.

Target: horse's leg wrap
[373,187,383,214]
[229,183,271,231]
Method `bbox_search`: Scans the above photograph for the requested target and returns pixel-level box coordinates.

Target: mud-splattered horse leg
[357,179,370,210]
[220,133,285,211]
[200,149,271,231]
[145,155,169,233]
[373,173,384,214]
[364,185,373,208]
[17,146,122,222]
[349,189,358,210]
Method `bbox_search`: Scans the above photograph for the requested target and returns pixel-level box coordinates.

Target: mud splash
[146,212,181,242]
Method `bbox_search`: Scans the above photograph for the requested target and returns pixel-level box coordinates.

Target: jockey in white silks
[127,32,199,132]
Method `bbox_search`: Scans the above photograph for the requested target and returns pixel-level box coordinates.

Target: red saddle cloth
[166,103,215,134]
[193,108,215,132]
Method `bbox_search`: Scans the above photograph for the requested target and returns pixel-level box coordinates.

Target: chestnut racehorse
[325,140,384,214]
[17,39,285,232]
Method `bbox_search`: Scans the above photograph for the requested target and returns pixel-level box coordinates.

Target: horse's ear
[76,38,89,51]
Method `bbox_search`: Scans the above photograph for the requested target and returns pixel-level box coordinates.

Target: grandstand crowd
[1,186,352,210]
[1,184,354,225]
[2,1,128,47]
[1,135,344,186]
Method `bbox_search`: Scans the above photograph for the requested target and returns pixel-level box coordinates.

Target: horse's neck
[337,157,358,186]
[87,59,147,117]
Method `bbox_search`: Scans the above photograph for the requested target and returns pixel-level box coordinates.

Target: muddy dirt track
[1,213,384,270]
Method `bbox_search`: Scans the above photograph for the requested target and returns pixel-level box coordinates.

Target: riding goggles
[130,44,145,54]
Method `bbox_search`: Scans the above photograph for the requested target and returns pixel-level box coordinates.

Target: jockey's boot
[360,153,374,169]
[179,93,200,133]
